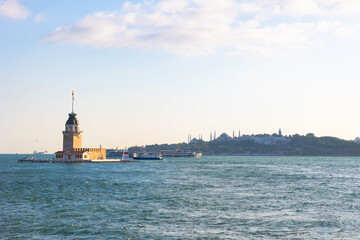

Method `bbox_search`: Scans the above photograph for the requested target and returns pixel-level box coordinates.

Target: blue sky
[1,0,360,153]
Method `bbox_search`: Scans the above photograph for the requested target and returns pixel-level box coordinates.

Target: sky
[1,0,360,153]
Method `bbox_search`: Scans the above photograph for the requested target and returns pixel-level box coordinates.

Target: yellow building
[55,90,106,161]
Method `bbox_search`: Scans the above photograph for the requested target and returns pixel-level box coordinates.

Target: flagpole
[72,89,74,113]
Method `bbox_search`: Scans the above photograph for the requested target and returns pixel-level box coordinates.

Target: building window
[75,127,77,131]
[69,127,72,131]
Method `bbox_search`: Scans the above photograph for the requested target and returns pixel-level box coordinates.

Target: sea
[1,154,360,239]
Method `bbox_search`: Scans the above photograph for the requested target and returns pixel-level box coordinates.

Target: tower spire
[72,88,74,113]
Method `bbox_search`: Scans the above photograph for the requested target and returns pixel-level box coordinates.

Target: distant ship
[33,150,48,154]
[133,152,163,160]
[160,146,202,158]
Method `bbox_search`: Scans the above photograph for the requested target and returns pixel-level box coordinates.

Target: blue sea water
[1,154,360,239]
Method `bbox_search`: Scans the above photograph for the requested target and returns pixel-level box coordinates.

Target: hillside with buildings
[114,132,360,157]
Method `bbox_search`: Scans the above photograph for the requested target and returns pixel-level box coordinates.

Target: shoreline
[18,158,139,163]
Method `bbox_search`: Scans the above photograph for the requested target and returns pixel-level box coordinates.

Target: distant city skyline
[2,0,360,153]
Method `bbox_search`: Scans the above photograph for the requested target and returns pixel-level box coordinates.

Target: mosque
[54,90,106,161]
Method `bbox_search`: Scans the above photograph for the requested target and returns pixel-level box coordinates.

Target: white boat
[18,156,36,162]
[159,146,202,158]
[133,152,163,160]
[33,150,48,154]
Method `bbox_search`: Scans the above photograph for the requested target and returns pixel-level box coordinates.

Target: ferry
[133,152,163,160]
[33,150,48,154]
[160,146,202,158]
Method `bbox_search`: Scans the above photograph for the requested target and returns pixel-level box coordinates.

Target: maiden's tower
[55,90,106,161]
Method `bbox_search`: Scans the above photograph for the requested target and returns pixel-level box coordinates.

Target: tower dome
[65,113,80,132]
[66,113,79,125]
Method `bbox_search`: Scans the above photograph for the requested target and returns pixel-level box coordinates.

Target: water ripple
[1,155,360,239]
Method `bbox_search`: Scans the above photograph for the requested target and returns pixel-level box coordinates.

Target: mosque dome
[219,133,231,139]
[66,113,79,125]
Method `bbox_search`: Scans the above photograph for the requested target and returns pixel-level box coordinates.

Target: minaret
[279,128,282,137]
[238,130,240,137]
[63,89,82,151]
[214,130,216,140]
[210,132,212,141]
[233,131,235,138]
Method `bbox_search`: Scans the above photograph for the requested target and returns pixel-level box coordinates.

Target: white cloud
[0,0,29,20]
[44,0,360,56]
[279,0,323,17]
[34,13,43,22]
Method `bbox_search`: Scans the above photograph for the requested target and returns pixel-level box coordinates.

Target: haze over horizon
[1,0,360,153]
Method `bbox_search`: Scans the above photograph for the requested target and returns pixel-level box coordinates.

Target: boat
[18,156,36,162]
[159,145,202,158]
[132,152,163,160]
[33,150,48,154]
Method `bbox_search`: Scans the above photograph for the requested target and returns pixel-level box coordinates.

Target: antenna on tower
[72,88,74,113]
